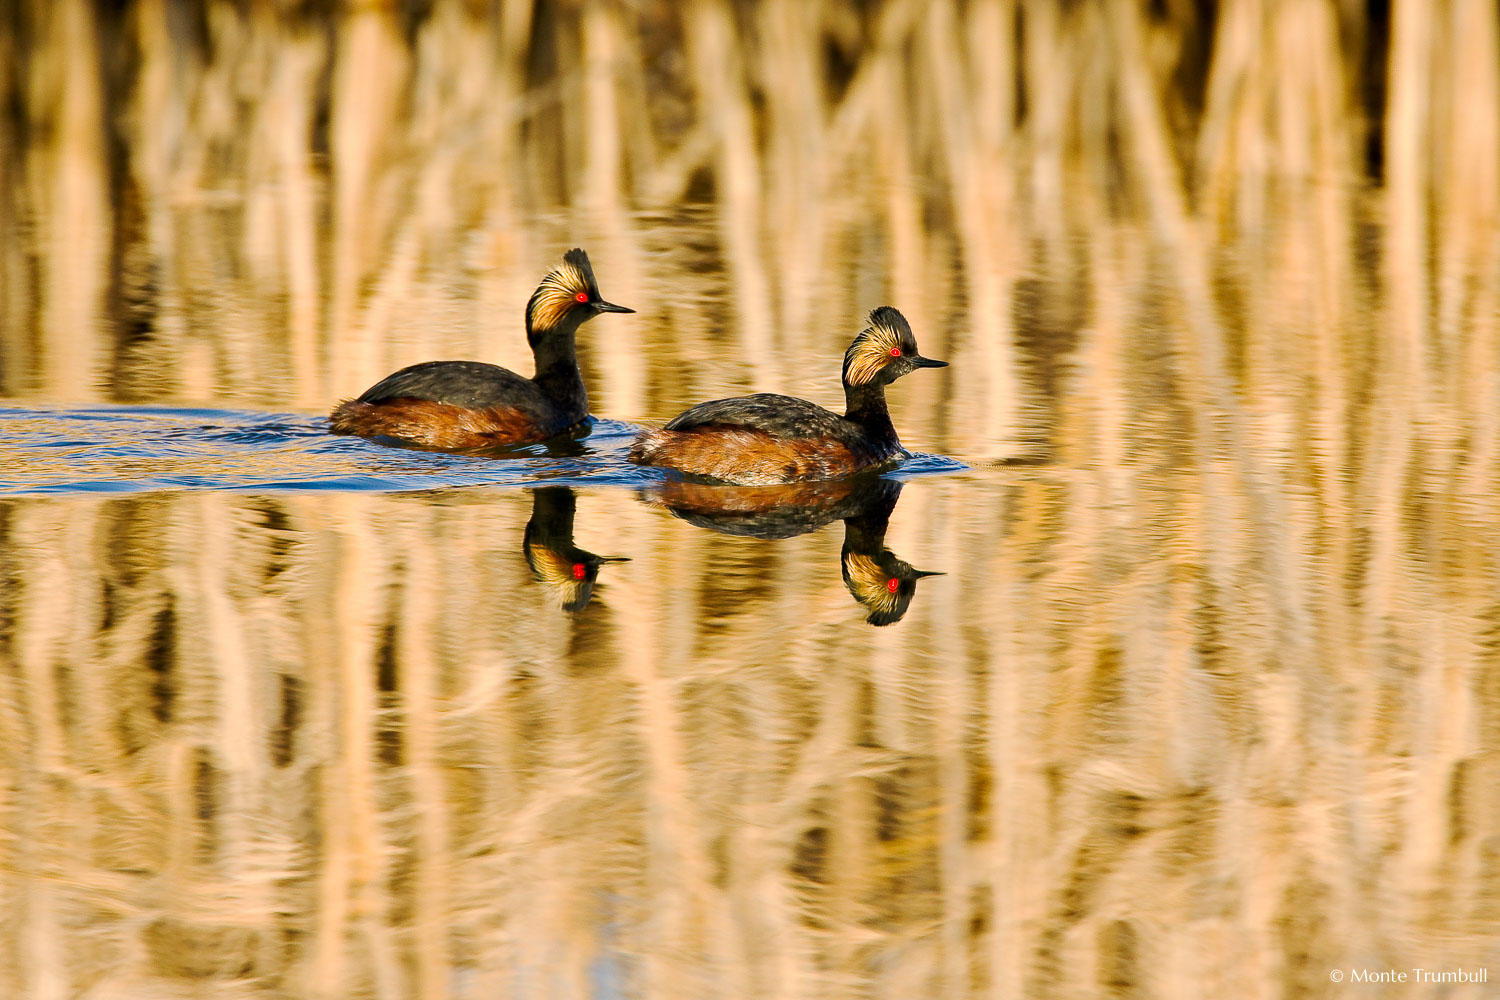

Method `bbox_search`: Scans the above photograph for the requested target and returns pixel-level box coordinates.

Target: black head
[840,548,943,626]
[525,248,633,343]
[841,306,948,388]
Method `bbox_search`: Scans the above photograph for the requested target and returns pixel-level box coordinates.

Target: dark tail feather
[328,400,362,435]
[627,430,666,464]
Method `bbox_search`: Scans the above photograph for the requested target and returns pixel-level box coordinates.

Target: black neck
[528,315,589,417]
[842,485,898,554]
[528,487,578,544]
[843,380,899,449]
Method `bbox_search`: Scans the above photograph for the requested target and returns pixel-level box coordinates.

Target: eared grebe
[524,487,627,612]
[329,249,632,450]
[628,307,946,484]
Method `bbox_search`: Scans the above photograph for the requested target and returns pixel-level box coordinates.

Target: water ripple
[0,405,967,495]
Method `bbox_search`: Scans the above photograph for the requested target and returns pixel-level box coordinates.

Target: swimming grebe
[628,307,946,484]
[329,249,632,450]
[523,487,627,612]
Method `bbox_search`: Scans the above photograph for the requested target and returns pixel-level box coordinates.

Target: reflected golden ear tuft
[526,543,594,609]
[527,543,578,587]
[843,552,901,617]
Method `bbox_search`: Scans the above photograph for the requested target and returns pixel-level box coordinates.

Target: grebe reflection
[523,487,628,612]
[837,486,943,626]
[644,476,941,625]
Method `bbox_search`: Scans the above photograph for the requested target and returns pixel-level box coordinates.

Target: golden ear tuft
[527,257,591,332]
[843,307,915,385]
[844,324,903,385]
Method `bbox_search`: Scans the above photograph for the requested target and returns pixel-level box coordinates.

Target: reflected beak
[596,555,631,563]
[911,356,948,368]
[594,300,634,314]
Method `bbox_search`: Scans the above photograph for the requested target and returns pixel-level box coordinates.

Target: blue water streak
[0,404,969,495]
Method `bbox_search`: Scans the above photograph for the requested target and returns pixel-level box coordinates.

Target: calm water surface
[5,215,1497,995]
[4,3,1500,997]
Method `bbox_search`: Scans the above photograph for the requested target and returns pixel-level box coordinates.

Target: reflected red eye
[575,291,589,303]
[890,347,901,357]
[886,578,899,592]
[572,563,587,579]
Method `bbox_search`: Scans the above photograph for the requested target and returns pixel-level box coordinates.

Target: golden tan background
[2,1,1499,997]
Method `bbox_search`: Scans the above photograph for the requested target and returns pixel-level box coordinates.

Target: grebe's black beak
[911,568,945,579]
[911,355,947,368]
[594,300,634,314]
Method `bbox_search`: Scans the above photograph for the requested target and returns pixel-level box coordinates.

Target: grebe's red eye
[886,578,899,593]
[575,291,589,303]
[890,347,901,357]
[572,562,587,579]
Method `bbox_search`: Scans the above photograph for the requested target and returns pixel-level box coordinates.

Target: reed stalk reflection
[3,1,1498,995]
